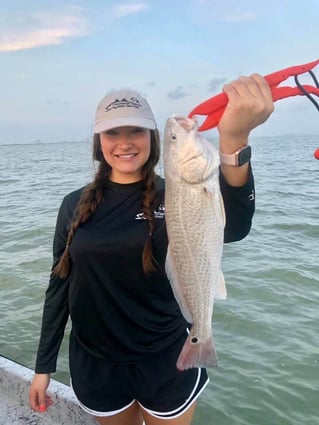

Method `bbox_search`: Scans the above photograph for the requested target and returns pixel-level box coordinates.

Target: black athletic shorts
[69,330,209,419]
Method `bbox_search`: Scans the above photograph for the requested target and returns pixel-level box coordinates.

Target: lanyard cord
[294,71,319,111]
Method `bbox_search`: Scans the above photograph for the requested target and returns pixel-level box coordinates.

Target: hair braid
[142,170,159,274]
[140,128,161,274]
[53,160,109,278]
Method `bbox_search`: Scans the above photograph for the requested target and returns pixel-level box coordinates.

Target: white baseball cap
[94,89,157,133]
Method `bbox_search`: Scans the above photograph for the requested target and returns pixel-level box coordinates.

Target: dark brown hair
[53,129,161,279]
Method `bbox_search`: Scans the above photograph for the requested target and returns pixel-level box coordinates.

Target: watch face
[238,145,251,166]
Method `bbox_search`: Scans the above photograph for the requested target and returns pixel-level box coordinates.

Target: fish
[163,115,227,371]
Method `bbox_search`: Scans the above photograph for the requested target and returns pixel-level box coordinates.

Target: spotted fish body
[163,116,226,371]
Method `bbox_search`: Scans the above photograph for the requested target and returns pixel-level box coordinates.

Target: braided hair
[53,129,161,278]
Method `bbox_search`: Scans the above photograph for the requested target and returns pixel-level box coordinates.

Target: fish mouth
[172,116,197,131]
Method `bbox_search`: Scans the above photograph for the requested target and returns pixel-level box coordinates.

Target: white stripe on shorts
[137,369,210,420]
[70,378,136,417]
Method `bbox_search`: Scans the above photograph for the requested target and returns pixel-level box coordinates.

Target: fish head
[164,115,220,184]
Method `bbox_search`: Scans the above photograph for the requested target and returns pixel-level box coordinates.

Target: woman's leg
[94,399,196,425]
[141,402,197,425]
[94,401,144,425]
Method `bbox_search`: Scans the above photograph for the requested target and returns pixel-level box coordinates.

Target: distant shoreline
[1,134,319,147]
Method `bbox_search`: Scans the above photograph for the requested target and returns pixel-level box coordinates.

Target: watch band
[219,145,251,166]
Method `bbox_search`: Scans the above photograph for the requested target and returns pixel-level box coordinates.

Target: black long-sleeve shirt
[35,170,255,373]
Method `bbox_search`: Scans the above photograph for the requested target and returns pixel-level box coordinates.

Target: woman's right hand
[29,373,53,412]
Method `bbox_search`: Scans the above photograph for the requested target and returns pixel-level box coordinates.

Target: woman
[29,74,274,425]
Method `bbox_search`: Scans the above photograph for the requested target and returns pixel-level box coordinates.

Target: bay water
[0,136,318,424]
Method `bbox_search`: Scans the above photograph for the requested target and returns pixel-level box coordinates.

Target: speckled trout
[163,116,226,371]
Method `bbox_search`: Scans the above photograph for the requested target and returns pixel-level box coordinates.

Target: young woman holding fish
[29,74,274,425]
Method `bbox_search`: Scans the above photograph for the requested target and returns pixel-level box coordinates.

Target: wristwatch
[219,145,251,166]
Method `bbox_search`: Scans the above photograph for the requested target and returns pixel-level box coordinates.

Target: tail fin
[176,333,218,371]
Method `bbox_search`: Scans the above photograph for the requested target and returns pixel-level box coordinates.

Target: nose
[118,136,133,150]
[119,143,133,151]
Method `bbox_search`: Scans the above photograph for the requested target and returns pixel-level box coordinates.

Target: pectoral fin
[204,181,226,228]
[215,270,227,300]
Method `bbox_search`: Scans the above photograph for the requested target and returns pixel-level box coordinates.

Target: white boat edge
[0,355,96,424]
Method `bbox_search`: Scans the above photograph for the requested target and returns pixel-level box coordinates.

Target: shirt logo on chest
[135,204,165,220]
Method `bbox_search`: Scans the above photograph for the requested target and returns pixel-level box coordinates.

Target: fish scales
[163,115,226,371]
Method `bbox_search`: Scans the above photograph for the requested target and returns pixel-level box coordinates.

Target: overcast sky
[0,0,318,144]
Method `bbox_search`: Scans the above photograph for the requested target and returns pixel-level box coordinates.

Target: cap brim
[94,117,156,133]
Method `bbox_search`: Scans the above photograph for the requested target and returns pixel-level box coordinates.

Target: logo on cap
[105,97,142,113]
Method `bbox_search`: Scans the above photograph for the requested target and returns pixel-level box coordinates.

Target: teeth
[116,154,136,158]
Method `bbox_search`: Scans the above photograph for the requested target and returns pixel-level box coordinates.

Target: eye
[171,133,177,141]
[131,127,145,134]
[104,129,117,136]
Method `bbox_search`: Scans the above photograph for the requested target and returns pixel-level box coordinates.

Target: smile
[114,154,138,159]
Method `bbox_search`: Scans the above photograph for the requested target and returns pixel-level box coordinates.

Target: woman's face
[99,126,151,183]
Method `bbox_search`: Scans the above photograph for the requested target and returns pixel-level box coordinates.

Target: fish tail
[176,333,218,371]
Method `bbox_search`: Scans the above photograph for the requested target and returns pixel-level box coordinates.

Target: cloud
[222,10,257,23]
[167,86,189,100]
[190,0,259,24]
[111,3,149,18]
[46,98,70,107]
[0,11,88,53]
[208,78,227,92]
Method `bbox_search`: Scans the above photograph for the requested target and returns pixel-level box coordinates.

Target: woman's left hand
[218,74,274,154]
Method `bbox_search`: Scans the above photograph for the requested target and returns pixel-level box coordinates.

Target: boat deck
[0,356,96,425]
[0,393,57,425]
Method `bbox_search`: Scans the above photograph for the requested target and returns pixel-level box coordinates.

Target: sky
[0,0,318,144]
